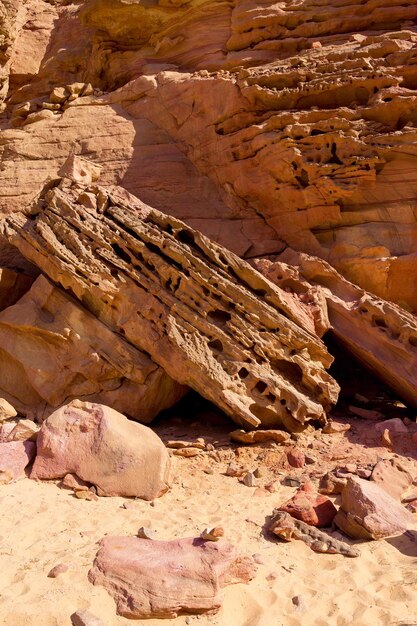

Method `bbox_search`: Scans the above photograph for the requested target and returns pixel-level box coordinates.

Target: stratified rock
[371,459,413,500]
[88,535,257,618]
[0,440,36,481]
[262,252,417,412]
[279,482,337,528]
[334,477,414,540]
[0,274,185,422]
[31,400,172,499]
[3,180,339,432]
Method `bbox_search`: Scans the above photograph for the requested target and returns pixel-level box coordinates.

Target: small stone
[381,428,393,448]
[0,469,13,485]
[66,82,86,95]
[24,110,57,124]
[62,473,90,492]
[201,526,224,541]
[7,419,39,442]
[0,399,17,422]
[71,609,105,626]
[206,443,215,451]
[122,501,136,510]
[47,563,68,578]
[42,102,61,111]
[230,429,290,445]
[375,418,408,434]
[305,455,316,465]
[203,467,214,474]
[173,447,201,457]
[50,86,69,103]
[226,463,243,477]
[82,83,94,97]
[322,421,351,434]
[281,477,301,488]
[349,406,384,420]
[312,41,322,48]
[12,102,31,118]
[356,468,372,479]
[292,594,307,612]
[287,449,305,468]
[137,527,157,540]
[344,463,357,473]
[319,472,347,495]
[253,467,264,478]
[74,490,98,501]
[265,481,278,493]
[242,471,257,487]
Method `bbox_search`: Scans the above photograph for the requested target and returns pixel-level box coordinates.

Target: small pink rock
[375,418,408,434]
[0,441,36,480]
[279,481,337,527]
[62,473,91,491]
[287,449,305,468]
[47,563,69,578]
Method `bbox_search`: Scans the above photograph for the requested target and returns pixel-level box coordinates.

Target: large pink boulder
[279,481,337,527]
[334,476,414,540]
[88,536,257,618]
[31,400,171,499]
[0,441,36,481]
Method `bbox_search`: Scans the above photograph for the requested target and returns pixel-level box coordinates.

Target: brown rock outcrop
[256,252,417,412]
[31,400,172,499]
[3,179,339,431]
[88,535,257,618]
[0,273,185,421]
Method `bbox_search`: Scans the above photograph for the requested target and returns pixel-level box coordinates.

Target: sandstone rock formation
[334,476,414,540]
[3,179,339,431]
[256,252,417,412]
[1,1,417,313]
[0,273,185,421]
[88,535,257,618]
[31,400,172,499]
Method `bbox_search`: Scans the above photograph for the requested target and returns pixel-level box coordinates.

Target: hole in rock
[238,367,250,379]
[208,338,223,352]
[208,309,232,325]
[111,243,131,264]
[254,380,268,394]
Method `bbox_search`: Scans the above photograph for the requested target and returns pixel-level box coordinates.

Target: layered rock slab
[3,180,339,431]
[0,273,185,421]
[88,535,257,618]
[255,253,417,412]
[31,400,172,499]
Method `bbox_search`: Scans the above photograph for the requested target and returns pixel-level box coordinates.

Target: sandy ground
[2,396,417,626]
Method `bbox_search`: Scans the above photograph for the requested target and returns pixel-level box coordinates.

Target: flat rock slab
[334,476,414,539]
[31,400,171,499]
[88,536,257,618]
[3,179,339,432]
[0,440,36,480]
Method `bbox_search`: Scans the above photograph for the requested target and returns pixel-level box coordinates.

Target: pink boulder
[31,400,171,499]
[88,536,257,618]
[279,481,337,527]
[334,476,414,539]
[0,440,36,481]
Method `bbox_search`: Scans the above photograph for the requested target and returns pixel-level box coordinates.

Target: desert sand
[1,397,417,626]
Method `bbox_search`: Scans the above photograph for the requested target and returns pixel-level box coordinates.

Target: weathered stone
[371,459,413,500]
[71,609,105,626]
[0,274,185,422]
[269,510,359,557]
[201,527,224,542]
[88,536,257,618]
[279,482,337,527]
[3,180,339,432]
[322,421,351,435]
[47,563,68,578]
[230,429,290,445]
[287,449,305,468]
[272,252,417,412]
[6,419,39,442]
[334,476,414,540]
[31,400,172,499]
[0,440,35,480]
[0,398,17,423]
[319,472,347,495]
[62,473,91,492]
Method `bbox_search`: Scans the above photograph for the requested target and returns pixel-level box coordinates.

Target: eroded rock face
[0,440,36,481]
[0,273,185,421]
[3,180,339,431]
[88,535,257,618]
[1,2,417,310]
[31,400,172,499]
[257,251,417,412]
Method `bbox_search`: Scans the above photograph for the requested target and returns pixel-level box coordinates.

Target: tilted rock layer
[0,1,417,313]
[3,180,339,431]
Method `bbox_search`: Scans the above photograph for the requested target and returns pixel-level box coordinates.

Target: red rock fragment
[279,481,337,527]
